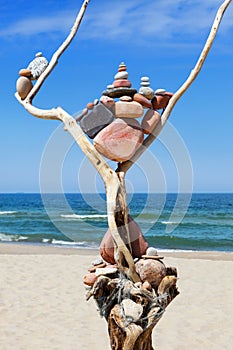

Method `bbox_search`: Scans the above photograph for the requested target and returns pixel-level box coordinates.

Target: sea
[0,193,232,252]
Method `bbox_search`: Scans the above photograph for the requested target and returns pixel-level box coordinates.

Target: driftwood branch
[117,0,232,173]
[15,0,231,348]
[15,0,140,282]
[25,0,91,104]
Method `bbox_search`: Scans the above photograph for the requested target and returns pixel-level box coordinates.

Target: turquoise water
[0,193,232,252]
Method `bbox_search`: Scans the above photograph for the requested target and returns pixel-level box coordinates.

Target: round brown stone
[86,102,95,109]
[99,216,149,264]
[133,93,153,109]
[135,259,166,289]
[19,68,32,77]
[16,76,33,100]
[83,272,98,286]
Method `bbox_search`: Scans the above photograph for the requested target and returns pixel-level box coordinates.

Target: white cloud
[0,0,232,45]
[0,10,76,37]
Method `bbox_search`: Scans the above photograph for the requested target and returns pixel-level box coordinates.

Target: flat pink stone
[115,101,144,119]
[113,79,131,88]
[94,118,144,162]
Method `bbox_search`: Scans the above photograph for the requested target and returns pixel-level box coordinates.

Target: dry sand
[0,243,232,350]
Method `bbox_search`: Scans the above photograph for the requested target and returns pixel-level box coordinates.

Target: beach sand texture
[0,244,232,350]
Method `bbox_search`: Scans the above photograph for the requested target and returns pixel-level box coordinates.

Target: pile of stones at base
[16,56,173,163]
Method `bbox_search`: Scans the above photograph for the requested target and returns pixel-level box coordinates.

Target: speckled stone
[141,109,161,134]
[27,52,48,80]
[93,118,144,162]
[79,103,114,139]
[133,93,153,109]
[99,215,149,264]
[115,101,144,119]
[135,258,166,289]
[16,76,33,99]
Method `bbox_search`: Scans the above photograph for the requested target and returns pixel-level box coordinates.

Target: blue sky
[0,0,232,193]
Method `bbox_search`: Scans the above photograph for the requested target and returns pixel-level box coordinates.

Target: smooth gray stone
[79,103,114,139]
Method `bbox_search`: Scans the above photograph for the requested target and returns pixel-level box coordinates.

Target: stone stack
[139,76,154,100]
[76,62,173,161]
[102,62,137,99]
[16,52,48,100]
[113,62,131,88]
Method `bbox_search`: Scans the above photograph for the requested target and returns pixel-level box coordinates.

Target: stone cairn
[16,59,177,348]
[76,62,174,161]
[78,63,178,349]
[16,52,49,99]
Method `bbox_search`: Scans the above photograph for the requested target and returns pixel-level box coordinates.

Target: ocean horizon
[0,192,232,252]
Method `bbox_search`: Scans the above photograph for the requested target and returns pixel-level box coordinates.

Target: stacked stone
[102,62,137,99]
[152,88,174,110]
[93,63,145,161]
[139,76,154,100]
[16,52,48,100]
[112,62,131,88]
[77,62,173,160]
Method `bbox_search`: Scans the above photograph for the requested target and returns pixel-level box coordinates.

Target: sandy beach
[0,243,232,350]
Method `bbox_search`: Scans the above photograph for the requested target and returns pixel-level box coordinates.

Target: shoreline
[0,241,232,261]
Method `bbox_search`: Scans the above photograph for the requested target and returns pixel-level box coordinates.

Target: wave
[60,214,108,220]
[0,211,18,215]
[0,233,99,249]
[0,232,28,242]
[161,221,180,225]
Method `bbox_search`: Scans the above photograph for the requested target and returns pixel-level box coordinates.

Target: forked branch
[15,0,232,285]
[117,0,232,173]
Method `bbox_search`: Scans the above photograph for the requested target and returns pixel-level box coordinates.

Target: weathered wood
[14,0,232,349]
[90,261,179,349]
